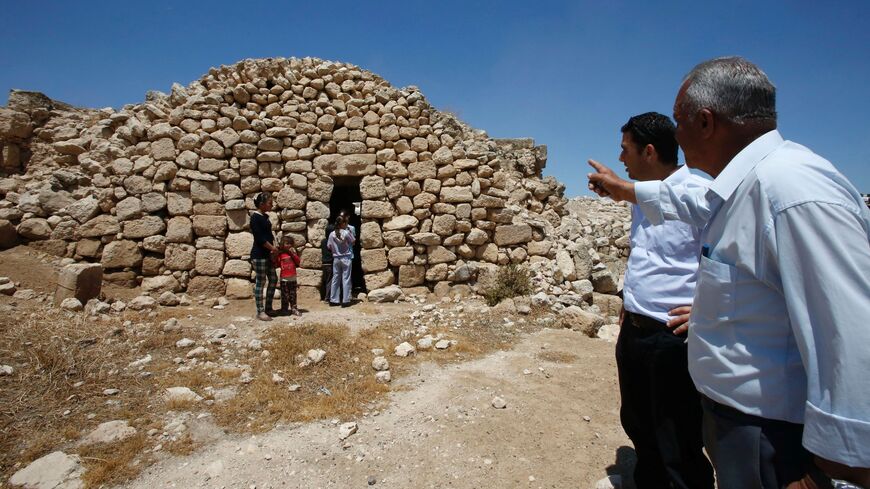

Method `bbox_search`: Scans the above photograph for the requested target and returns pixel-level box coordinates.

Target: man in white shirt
[588,57,870,488]
[605,112,713,489]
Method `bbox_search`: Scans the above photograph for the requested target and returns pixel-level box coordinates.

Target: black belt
[627,311,667,330]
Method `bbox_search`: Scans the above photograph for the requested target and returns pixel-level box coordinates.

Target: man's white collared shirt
[634,130,870,467]
[623,166,710,322]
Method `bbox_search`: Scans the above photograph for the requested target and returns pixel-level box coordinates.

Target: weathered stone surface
[17,218,51,240]
[398,264,425,287]
[101,240,142,269]
[360,221,382,248]
[440,186,473,203]
[222,259,251,277]
[382,215,418,231]
[192,215,227,237]
[560,305,605,337]
[190,180,221,203]
[195,249,224,276]
[55,263,102,304]
[368,285,403,303]
[79,215,120,237]
[225,277,253,299]
[226,232,253,258]
[186,276,226,297]
[122,216,166,239]
[313,154,376,176]
[141,275,181,294]
[387,246,414,266]
[361,248,388,273]
[494,224,532,246]
[164,243,196,270]
[9,451,84,489]
[80,420,136,445]
[361,200,394,219]
[65,196,101,224]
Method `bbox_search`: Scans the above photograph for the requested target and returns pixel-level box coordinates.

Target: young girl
[327,216,355,307]
[274,235,301,316]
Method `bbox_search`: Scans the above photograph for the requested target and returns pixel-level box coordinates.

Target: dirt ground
[0,246,636,489]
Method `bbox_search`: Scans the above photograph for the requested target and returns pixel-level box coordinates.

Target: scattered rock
[0,365,13,376]
[435,339,451,350]
[60,297,83,312]
[80,420,137,445]
[491,396,507,409]
[175,338,195,348]
[9,451,84,489]
[127,295,157,311]
[394,342,415,357]
[165,386,202,403]
[596,324,620,342]
[338,421,358,440]
[375,371,392,384]
[371,356,389,371]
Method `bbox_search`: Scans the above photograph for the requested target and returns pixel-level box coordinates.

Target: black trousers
[616,311,714,489]
[320,262,333,301]
[701,396,836,489]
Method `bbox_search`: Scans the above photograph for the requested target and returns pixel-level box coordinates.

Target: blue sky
[2,0,868,196]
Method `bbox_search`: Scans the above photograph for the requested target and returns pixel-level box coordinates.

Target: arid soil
[0,246,635,489]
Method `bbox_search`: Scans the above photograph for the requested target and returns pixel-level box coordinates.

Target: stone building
[0,57,574,300]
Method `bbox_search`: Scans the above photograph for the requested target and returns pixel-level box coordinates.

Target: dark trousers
[616,311,714,489]
[320,262,333,301]
[701,396,832,489]
[279,279,298,312]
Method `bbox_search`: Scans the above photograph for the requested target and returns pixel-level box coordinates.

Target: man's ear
[643,143,658,161]
[699,108,715,139]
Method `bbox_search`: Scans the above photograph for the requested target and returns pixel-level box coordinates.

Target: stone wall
[0,57,580,299]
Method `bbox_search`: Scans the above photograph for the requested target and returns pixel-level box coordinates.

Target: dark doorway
[328,177,365,293]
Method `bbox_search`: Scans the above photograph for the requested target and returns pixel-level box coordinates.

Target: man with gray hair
[588,57,870,488]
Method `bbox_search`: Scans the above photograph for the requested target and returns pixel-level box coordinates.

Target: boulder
[55,263,102,304]
[101,240,142,269]
[368,285,403,303]
[9,451,84,489]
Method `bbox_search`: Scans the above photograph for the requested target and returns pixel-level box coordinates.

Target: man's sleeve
[773,201,870,467]
[635,178,712,228]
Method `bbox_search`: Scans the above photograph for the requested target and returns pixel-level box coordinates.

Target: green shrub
[484,264,532,306]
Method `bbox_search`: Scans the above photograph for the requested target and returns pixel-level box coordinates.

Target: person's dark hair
[621,112,678,165]
[254,192,272,209]
[333,216,346,241]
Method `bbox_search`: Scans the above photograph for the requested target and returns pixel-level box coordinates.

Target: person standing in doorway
[327,216,355,307]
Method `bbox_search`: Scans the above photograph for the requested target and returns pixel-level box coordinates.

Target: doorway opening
[328,177,365,293]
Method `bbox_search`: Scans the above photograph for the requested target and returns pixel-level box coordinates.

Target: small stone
[271,373,285,384]
[583,415,591,422]
[367,475,377,485]
[371,356,389,371]
[80,420,137,445]
[435,339,451,350]
[103,388,120,396]
[288,384,301,392]
[375,371,391,384]
[60,297,83,311]
[307,349,326,364]
[175,338,195,348]
[186,346,209,358]
[393,342,415,357]
[0,365,13,376]
[338,421,358,440]
[491,396,507,409]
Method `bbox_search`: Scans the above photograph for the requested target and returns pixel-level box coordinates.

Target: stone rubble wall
[0,57,628,305]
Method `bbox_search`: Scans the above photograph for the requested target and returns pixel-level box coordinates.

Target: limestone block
[276,186,307,209]
[101,240,142,269]
[186,276,226,297]
[195,249,225,276]
[167,192,193,215]
[307,177,334,202]
[65,196,101,224]
[425,263,448,282]
[164,243,196,270]
[0,219,19,249]
[55,263,102,304]
[409,232,440,246]
[296,268,323,287]
[225,278,253,299]
[364,270,394,290]
[382,230,406,247]
[313,154,376,177]
[306,201,330,220]
[527,240,552,256]
[192,215,227,237]
[408,160,436,181]
[382,215,418,232]
[222,259,251,277]
[300,247,322,268]
[361,200,394,219]
[432,214,456,236]
[494,224,532,246]
[122,216,166,239]
[166,216,193,243]
[17,218,51,240]
[398,265,425,287]
[190,180,222,203]
[360,221,383,248]
[427,246,457,264]
[141,275,181,294]
[440,186,473,203]
[476,243,499,263]
[360,175,386,199]
[388,246,414,266]
[361,248,388,273]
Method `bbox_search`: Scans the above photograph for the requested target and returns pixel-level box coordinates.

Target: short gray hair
[682,57,777,125]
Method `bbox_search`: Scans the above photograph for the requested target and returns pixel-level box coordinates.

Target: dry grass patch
[536,351,580,364]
